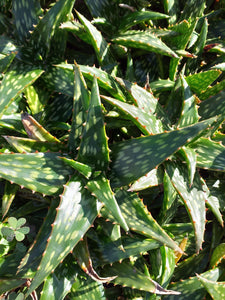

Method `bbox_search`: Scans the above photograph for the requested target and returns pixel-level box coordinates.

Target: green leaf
[76,10,114,66]
[199,90,225,120]
[4,136,64,153]
[0,152,74,195]
[68,62,89,155]
[164,268,222,300]
[26,176,101,296]
[24,85,47,115]
[2,181,19,219]
[178,146,197,186]
[199,79,225,101]
[185,70,221,95]
[78,77,110,171]
[12,0,42,42]
[128,167,164,192]
[102,260,180,295]
[1,226,14,242]
[0,278,26,295]
[14,231,25,242]
[190,137,225,171]
[102,95,164,134]
[210,243,225,268]
[59,157,92,179]
[119,10,170,32]
[180,0,205,21]
[110,118,216,187]
[165,161,206,252]
[7,216,18,229]
[114,190,182,253]
[70,277,106,300]
[197,274,225,300]
[0,63,44,118]
[17,199,59,278]
[178,75,199,128]
[29,0,76,58]
[112,31,178,58]
[87,174,128,231]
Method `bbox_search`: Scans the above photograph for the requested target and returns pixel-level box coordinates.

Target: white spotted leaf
[0,63,44,118]
[0,152,73,195]
[87,174,128,231]
[78,77,110,171]
[110,118,216,187]
[26,176,101,296]
[165,161,206,253]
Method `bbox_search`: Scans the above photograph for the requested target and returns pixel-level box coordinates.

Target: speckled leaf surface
[200,79,225,100]
[87,174,128,231]
[68,63,89,154]
[29,0,76,58]
[0,63,44,118]
[210,243,225,268]
[12,0,42,42]
[112,31,178,58]
[185,70,221,95]
[59,157,92,179]
[128,167,164,192]
[110,118,216,187]
[190,137,225,171]
[197,274,225,300]
[76,11,114,66]
[164,268,222,300]
[199,90,225,120]
[24,85,47,115]
[178,75,199,128]
[27,176,101,296]
[102,95,164,134]
[116,78,171,126]
[4,136,64,153]
[180,0,205,21]
[178,146,197,186]
[165,161,206,252]
[70,277,106,300]
[0,278,27,295]
[102,261,180,295]
[119,10,169,31]
[17,199,59,278]
[0,152,73,195]
[115,190,182,253]
[2,181,19,219]
[78,77,109,170]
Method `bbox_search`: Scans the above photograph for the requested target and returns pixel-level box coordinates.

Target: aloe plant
[1,0,225,299]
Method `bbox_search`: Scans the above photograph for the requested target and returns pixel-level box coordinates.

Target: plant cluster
[1,0,225,299]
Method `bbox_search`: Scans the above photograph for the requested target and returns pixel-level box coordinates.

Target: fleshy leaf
[164,268,222,300]
[76,10,114,66]
[197,274,225,300]
[198,90,225,120]
[210,243,225,268]
[178,75,199,128]
[26,176,101,296]
[178,146,197,186]
[102,261,180,295]
[87,174,128,231]
[190,137,225,171]
[114,189,182,253]
[102,95,164,134]
[78,77,110,171]
[119,10,169,31]
[0,152,73,195]
[0,63,44,118]
[29,0,76,58]
[12,0,42,42]
[165,161,206,252]
[59,157,92,179]
[112,31,178,58]
[2,181,19,219]
[68,63,89,155]
[110,118,216,187]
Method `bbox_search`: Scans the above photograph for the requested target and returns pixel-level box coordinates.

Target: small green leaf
[14,231,25,242]
[1,226,14,242]
[7,217,17,229]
